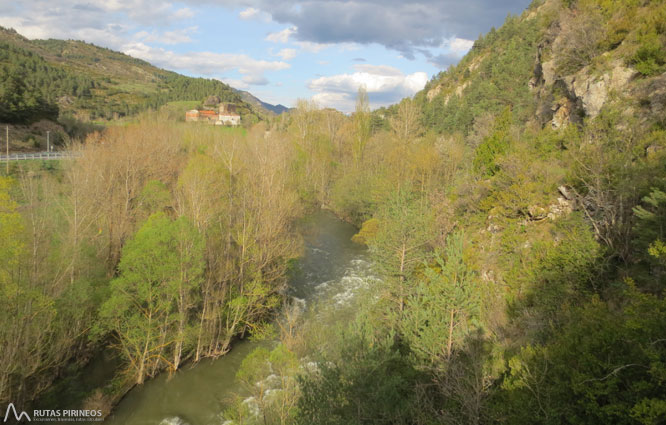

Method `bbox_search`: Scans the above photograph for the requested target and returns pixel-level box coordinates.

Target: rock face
[568,62,636,119]
[547,197,573,220]
[551,101,571,129]
[534,56,637,127]
[426,84,442,101]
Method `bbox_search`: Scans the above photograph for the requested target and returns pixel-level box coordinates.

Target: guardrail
[0,151,82,161]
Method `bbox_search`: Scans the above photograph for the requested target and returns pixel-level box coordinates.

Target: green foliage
[634,188,666,286]
[473,107,513,176]
[98,213,204,383]
[0,47,60,123]
[351,218,379,245]
[138,180,172,216]
[369,189,436,313]
[508,215,603,337]
[296,322,421,425]
[400,232,481,368]
[227,344,300,425]
[0,176,58,404]
[0,177,24,277]
[630,6,666,76]
[498,286,666,425]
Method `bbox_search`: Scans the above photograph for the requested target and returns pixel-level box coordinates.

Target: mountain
[236,89,292,115]
[0,26,262,123]
[411,0,665,134]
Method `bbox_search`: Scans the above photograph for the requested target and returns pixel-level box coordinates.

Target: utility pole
[5,126,8,174]
[47,130,50,153]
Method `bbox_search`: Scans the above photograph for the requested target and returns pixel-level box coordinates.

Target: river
[83,211,373,425]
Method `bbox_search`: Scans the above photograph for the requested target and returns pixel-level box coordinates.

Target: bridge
[1,151,81,161]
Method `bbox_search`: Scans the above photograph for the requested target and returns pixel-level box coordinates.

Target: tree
[634,187,666,287]
[473,107,512,176]
[369,189,436,314]
[98,213,204,384]
[0,177,57,404]
[352,86,371,165]
[400,231,481,366]
[296,323,421,425]
[389,98,422,142]
[227,344,300,425]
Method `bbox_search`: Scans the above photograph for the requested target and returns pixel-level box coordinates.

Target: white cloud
[240,7,260,19]
[0,1,196,49]
[296,41,331,53]
[219,78,250,90]
[265,27,296,43]
[308,64,427,112]
[242,75,269,85]
[135,26,198,45]
[353,64,403,77]
[122,42,290,83]
[276,48,297,60]
[239,7,272,21]
[447,37,474,54]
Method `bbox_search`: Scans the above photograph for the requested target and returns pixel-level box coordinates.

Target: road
[0,151,81,161]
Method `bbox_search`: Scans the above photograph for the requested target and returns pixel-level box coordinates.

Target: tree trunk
[447,309,455,359]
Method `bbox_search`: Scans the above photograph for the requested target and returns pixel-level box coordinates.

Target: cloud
[173,7,195,19]
[295,40,331,53]
[0,0,197,49]
[135,26,198,45]
[308,64,427,112]
[239,7,271,22]
[265,27,296,43]
[239,7,260,19]
[209,0,530,58]
[218,78,249,90]
[427,52,461,69]
[122,42,290,84]
[448,37,475,54]
[242,75,270,85]
[276,48,297,60]
[353,57,367,62]
[420,37,476,69]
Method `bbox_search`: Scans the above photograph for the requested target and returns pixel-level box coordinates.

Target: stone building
[185,103,241,126]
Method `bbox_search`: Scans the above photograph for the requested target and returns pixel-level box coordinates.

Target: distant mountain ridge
[235,89,292,115]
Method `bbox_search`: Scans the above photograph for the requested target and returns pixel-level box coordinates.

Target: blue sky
[0,0,532,111]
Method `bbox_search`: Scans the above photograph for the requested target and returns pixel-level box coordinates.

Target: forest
[1,0,666,423]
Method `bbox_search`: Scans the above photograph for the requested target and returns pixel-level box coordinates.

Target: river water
[96,210,373,425]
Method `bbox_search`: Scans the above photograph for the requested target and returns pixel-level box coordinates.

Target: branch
[579,364,646,385]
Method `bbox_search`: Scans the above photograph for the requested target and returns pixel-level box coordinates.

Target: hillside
[236,89,292,115]
[413,0,665,132]
[0,26,262,124]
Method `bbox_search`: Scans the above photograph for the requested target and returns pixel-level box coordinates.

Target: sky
[0,0,532,112]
